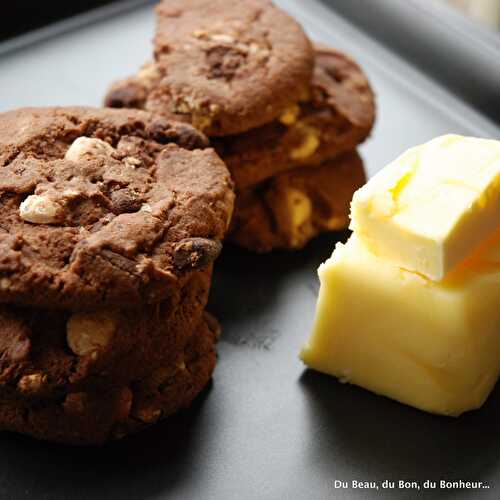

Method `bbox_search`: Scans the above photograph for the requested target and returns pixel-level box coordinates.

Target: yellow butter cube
[350,135,500,281]
[300,232,500,416]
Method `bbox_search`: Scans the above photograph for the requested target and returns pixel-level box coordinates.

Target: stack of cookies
[0,106,234,444]
[105,0,376,252]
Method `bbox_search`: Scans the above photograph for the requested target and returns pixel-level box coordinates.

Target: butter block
[300,232,500,416]
[350,135,500,280]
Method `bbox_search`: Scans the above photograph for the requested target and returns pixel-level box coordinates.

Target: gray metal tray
[0,1,500,499]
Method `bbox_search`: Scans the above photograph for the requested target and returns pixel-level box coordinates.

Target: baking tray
[1,1,500,499]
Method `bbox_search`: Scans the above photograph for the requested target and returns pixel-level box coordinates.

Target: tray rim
[322,0,500,125]
[0,0,156,58]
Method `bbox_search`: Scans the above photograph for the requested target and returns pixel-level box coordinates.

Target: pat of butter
[350,135,500,280]
[301,233,500,416]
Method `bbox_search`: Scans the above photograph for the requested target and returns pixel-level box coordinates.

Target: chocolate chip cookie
[214,46,375,189]
[0,312,219,445]
[105,0,314,136]
[0,107,234,309]
[0,266,212,401]
[228,151,366,252]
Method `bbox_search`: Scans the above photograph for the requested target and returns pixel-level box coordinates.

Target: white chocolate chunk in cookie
[290,125,320,160]
[66,310,118,356]
[286,188,313,247]
[19,195,61,224]
[65,137,114,162]
[279,104,301,126]
[288,188,312,226]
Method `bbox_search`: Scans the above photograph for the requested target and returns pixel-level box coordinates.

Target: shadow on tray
[209,231,348,347]
[0,381,214,499]
[299,369,500,497]
[0,231,348,499]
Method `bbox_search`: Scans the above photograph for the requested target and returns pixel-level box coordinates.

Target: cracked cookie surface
[105,0,314,136]
[228,151,366,252]
[0,107,234,308]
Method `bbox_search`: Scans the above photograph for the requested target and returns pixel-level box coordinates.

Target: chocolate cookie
[0,266,212,401]
[0,312,219,445]
[0,107,234,309]
[215,46,375,189]
[105,0,314,136]
[228,151,366,252]
[105,62,162,111]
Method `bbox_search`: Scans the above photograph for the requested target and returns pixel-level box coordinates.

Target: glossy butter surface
[350,135,500,280]
[301,233,500,416]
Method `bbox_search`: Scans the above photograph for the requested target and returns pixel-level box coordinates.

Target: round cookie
[228,151,366,252]
[106,0,314,136]
[0,266,212,400]
[0,312,219,445]
[214,46,376,189]
[0,107,234,309]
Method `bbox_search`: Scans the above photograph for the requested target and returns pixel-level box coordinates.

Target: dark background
[0,1,119,41]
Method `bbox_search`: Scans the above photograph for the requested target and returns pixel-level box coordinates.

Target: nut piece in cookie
[66,310,117,356]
